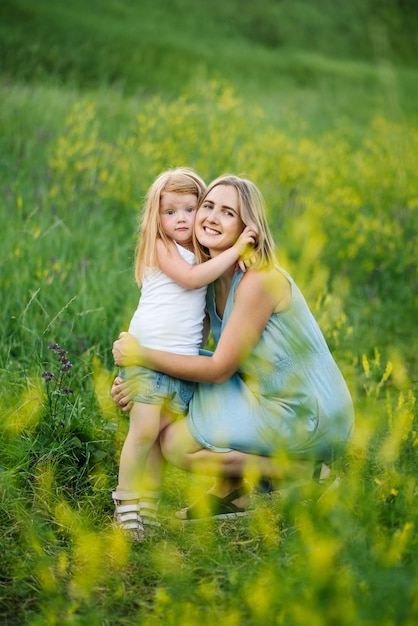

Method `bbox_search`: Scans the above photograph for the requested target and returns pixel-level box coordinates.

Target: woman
[112,175,354,520]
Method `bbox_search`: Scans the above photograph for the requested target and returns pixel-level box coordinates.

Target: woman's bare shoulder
[238,266,291,312]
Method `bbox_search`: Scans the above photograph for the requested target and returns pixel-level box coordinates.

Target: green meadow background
[1,0,417,624]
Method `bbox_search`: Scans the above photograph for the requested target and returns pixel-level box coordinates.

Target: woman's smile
[202,225,222,236]
[196,184,245,253]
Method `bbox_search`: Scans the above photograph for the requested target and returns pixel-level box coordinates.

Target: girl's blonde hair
[201,175,277,269]
[135,168,207,285]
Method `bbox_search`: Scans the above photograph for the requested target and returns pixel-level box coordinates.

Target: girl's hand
[112,331,141,367]
[236,226,257,272]
[234,226,257,256]
[111,376,134,412]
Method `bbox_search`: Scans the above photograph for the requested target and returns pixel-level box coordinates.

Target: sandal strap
[220,485,249,504]
[184,485,249,520]
[141,502,161,527]
[113,500,144,535]
[112,489,141,500]
[140,490,161,527]
[119,519,142,530]
[114,502,141,514]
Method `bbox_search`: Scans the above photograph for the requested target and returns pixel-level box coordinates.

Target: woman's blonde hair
[135,168,207,285]
[201,175,277,269]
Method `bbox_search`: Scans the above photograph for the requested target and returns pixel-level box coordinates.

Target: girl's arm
[156,227,256,289]
[113,268,291,384]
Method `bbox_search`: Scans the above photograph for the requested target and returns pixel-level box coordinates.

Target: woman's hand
[111,332,143,412]
[112,331,142,367]
[111,376,134,413]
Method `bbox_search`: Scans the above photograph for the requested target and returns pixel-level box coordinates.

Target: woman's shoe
[175,485,250,521]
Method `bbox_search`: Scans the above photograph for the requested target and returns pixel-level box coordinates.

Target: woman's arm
[157,227,256,289]
[113,268,290,384]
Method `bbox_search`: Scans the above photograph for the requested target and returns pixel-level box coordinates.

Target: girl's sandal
[140,491,161,528]
[112,491,145,542]
[176,485,250,522]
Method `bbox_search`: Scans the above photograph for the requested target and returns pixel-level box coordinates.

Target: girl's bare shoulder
[155,237,178,259]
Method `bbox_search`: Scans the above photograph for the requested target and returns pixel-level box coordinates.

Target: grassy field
[1,1,418,624]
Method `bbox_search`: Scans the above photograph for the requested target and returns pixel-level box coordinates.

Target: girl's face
[195,184,245,255]
[159,191,198,248]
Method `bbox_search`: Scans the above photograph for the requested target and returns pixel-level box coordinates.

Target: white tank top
[128,243,207,355]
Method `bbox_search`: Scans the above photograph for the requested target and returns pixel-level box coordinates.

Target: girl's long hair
[200,175,277,270]
[135,168,207,285]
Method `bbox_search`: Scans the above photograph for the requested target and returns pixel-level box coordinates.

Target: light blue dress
[187,267,355,462]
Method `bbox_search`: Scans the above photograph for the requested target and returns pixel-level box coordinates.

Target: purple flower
[42,371,56,382]
[48,342,61,353]
[60,361,72,373]
[61,386,74,395]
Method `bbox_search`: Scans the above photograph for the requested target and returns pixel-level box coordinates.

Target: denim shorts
[120,365,195,416]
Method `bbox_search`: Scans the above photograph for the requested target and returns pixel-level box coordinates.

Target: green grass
[1,0,418,124]
[1,1,418,624]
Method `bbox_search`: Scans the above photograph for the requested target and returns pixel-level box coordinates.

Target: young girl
[112,168,255,540]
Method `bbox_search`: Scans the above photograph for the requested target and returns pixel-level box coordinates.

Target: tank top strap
[275,264,295,286]
[210,265,293,334]
[223,265,297,327]
[221,269,245,329]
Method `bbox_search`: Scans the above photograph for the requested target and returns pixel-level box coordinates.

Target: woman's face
[195,184,245,254]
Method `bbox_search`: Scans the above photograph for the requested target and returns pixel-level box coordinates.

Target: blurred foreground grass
[1,1,418,624]
[1,80,417,625]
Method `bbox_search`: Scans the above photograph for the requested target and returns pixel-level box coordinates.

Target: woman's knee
[160,419,198,470]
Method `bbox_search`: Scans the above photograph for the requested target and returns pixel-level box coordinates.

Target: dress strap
[221,269,244,331]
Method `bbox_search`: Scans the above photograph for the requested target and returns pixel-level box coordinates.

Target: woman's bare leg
[160,419,315,489]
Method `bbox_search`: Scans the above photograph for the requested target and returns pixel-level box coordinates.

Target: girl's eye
[186,207,196,213]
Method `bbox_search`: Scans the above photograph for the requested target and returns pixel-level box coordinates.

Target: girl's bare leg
[117,402,161,493]
[139,412,173,492]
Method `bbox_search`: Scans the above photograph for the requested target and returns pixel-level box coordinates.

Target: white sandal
[112,490,145,542]
[140,491,161,528]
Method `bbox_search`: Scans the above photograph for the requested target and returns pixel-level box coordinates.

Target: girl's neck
[174,240,194,253]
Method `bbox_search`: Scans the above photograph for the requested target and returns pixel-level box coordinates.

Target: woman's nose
[206,209,219,223]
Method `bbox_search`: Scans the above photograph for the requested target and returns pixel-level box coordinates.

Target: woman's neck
[212,259,236,319]
[208,246,237,284]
